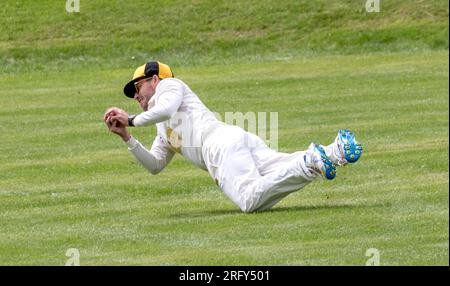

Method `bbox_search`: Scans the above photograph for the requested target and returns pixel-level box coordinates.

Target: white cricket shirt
[125,78,224,174]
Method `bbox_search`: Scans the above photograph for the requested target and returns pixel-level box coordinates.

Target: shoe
[306,143,336,180]
[336,129,363,164]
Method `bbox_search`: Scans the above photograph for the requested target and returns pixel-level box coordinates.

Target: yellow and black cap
[123,61,174,98]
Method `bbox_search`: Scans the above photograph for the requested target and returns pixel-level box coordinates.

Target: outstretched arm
[104,113,174,175]
[126,136,175,175]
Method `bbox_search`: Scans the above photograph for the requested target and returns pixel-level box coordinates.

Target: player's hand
[105,117,131,141]
[103,107,129,125]
[103,107,120,121]
[109,108,129,126]
[104,107,131,141]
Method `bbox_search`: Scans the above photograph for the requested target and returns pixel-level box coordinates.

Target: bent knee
[238,201,259,213]
[148,168,162,175]
[240,207,254,213]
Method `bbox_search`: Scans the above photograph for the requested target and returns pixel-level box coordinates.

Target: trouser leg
[215,131,317,212]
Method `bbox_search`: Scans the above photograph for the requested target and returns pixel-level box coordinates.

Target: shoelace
[334,139,348,166]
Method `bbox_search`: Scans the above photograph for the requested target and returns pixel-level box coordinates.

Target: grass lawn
[0,50,448,265]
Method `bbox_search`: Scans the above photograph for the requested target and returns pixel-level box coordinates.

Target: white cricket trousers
[202,125,317,213]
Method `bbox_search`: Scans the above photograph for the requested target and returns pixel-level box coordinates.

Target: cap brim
[123,76,147,98]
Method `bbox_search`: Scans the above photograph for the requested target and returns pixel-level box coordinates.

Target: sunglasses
[134,78,152,94]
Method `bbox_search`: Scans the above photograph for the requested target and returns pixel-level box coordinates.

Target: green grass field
[0,0,448,265]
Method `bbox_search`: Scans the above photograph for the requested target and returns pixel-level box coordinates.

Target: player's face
[134,76,158,110]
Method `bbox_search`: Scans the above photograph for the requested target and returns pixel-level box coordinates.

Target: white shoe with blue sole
[336,129,363,164]
[306,143,337,180]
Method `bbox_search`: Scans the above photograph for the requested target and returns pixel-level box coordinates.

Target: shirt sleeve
[133,79,184,127]
[125,135,175,175]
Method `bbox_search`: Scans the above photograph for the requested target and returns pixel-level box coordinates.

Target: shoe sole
[315,144,336,180]
[338,129,363,163]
